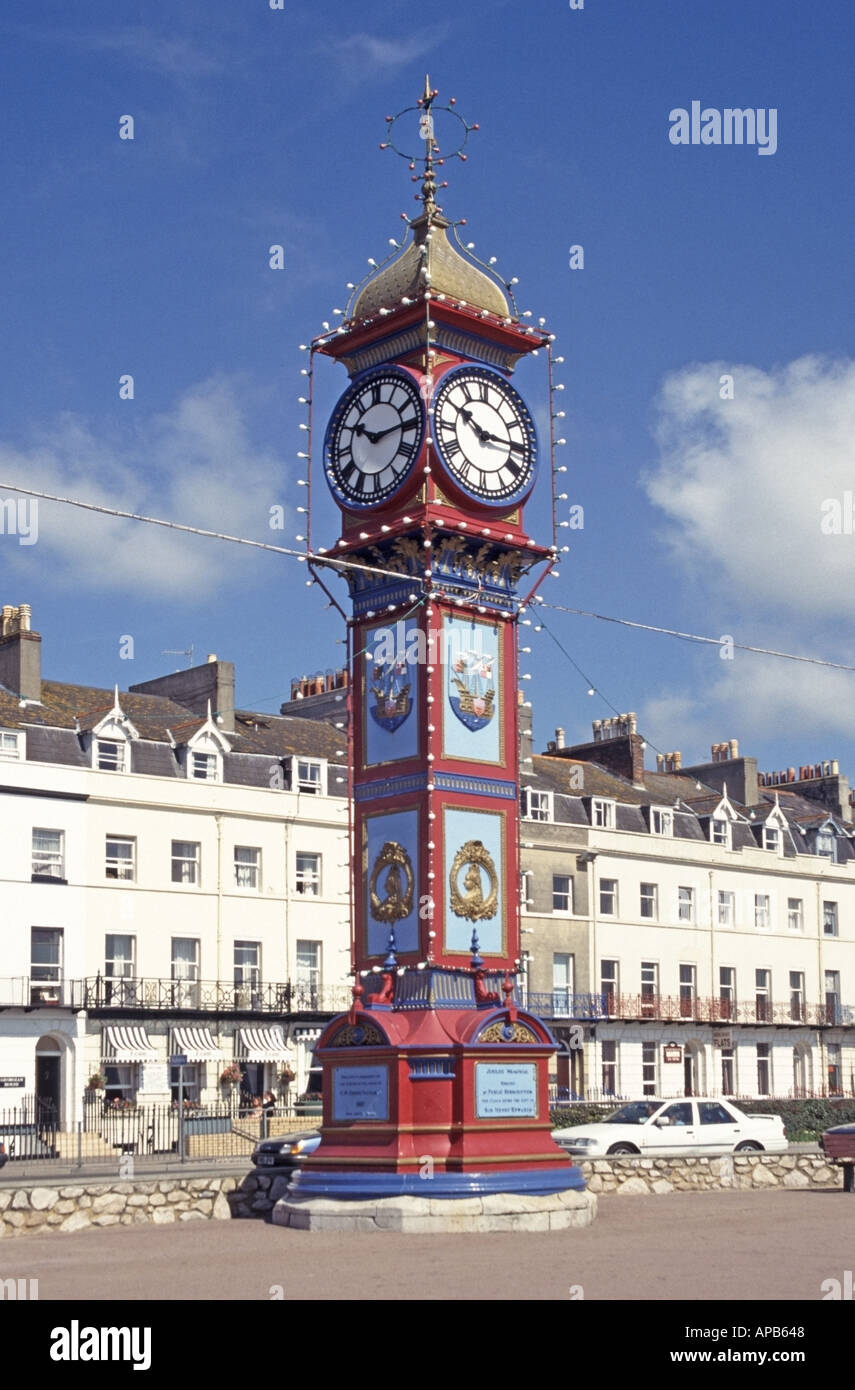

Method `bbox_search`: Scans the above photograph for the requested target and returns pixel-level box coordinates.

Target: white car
[553,1098,787,1157]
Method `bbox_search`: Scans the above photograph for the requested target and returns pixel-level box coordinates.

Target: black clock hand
[459,407,491,444]
[366,422,404,443]
[354,421,402,444]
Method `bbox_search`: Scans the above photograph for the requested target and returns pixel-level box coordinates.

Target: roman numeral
[370,382,382,405]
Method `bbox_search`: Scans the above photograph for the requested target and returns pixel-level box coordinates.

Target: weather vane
[379,75,479,219]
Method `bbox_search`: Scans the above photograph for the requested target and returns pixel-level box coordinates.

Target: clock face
[431,366,537,506]
[325,369,425,509]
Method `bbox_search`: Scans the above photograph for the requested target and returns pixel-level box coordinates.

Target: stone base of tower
[287,979,593,1227]
[272,1185,597,1233]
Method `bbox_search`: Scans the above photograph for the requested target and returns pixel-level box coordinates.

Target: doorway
[35,1040,61,1116]
[683,1042,704,1096]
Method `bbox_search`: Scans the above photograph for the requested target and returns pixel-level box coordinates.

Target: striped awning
[237,1025,289,1063]
[103,1025,157,1063]
[172,1026,222,1064]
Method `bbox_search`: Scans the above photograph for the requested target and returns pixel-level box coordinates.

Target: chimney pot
[832,759,839,775]
[206,653,217,663]
[656,754,665,771]
[555,727,565,749]
[729,739,739,758]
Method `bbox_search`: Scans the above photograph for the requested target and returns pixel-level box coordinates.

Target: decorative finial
[470,929,483,969]
[380,78,478,222]
[384,926,399,970]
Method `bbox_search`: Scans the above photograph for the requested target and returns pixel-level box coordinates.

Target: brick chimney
[548,714,646,786]
[0,603,41,701]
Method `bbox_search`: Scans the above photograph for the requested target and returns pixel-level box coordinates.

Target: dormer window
[96,739,126,772]
[522,787,552,822]
[711,818,730,848]
[294,758,324,794]
[651,808,673,837]
[763,826,781,853]
[816,829,837,862]
[87,689,138,773]
[179,704,230,783]
[0,730,22,760]
[190,752,218,782]
[591,798,615,829]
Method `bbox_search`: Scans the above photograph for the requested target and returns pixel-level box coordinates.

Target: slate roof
[0,678,346,792]
[525,749,855,861]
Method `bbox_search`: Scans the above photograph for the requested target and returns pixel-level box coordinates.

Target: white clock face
[432,367,537,505]
[325,370,424,508]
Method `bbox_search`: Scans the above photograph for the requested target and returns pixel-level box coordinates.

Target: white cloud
[639,655,855,767]
[14,24,224,79]
[325,32,435,70]
[0,377,287,598]
[645,355,855,618]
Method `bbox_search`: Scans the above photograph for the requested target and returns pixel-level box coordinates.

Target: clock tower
[286,81,589,1214]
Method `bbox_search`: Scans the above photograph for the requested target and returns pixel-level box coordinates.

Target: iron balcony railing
[77,976,353,1015]
[524,991,610,1020]
[0,978,81,1008]
[598,993,853,1026]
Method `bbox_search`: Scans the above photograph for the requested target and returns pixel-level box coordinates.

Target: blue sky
[2,0,854,781]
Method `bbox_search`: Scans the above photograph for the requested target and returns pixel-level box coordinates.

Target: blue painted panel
[442,615,502,764]
[475,1063,538,1118]
[291,1166,585,1199]
[363,618,420,766]
[443,807,505,955]
[332,1065,389,1122]
[364,807,420,956]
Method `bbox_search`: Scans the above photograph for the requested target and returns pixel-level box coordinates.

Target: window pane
[106,836,135,880]
[171,938,199,979]
[97,740,124,771]
[234,846,260,889]
[295,852,321,895]
[32,828,63,878]
[552,874,571,912]
[172,841,200,885]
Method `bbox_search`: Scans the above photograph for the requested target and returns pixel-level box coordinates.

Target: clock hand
[459,408,491,444]
[366,422,404,444]
[354,421,403,444]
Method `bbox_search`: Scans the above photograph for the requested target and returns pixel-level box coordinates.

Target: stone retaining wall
[0,1154,847,1238]
[577,1152,843,1195]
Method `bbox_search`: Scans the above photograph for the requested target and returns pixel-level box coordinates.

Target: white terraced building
[0,604,351,1128]
[517,708,855,1103]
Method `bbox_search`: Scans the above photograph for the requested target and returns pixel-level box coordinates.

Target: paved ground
[1,1188,850,1301]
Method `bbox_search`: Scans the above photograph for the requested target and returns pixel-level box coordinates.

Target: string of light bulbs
[3,480,852,695]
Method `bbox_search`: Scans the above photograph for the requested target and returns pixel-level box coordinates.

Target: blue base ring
[289,1165,587,1200]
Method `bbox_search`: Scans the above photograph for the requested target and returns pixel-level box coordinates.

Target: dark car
[251,1130,321,1169]
[818,1122,855,1191]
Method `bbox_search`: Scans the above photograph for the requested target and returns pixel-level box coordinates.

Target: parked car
[251,1130,321,1169]
[553,1098,787,1157]
[818,1122,855,1191]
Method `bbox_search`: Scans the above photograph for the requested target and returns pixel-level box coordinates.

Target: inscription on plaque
[475,1063,537,1119]
[332,1064,389,1122]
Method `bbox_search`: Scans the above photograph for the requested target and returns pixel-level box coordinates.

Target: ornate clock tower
[287,81,588,1213]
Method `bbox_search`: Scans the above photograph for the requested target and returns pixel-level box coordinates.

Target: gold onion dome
[353,213,509,320]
